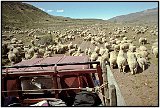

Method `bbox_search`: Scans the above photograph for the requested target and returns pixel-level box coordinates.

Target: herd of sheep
[2,24,158,75]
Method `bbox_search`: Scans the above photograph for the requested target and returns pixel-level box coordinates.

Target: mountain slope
[2,2,105,30]
[2,2,73,29]
[108,8,158,24]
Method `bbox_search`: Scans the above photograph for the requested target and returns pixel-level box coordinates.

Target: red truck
[2,56,117,106]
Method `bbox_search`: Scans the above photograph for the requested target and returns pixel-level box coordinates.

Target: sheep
[69,49,76,56]
[85,48,88,55]
[110,39,116,44]
[127,52,138,75]
[151,42,158,57]
[114,45,120,52]
[102,50,110,64]
[25,52,32,60]
[17,40,23,44]
[7,44,14,50]
[31,52,41,59]
[38,48,45,56]
[11,38,17,44]
[129,44,136,52]
[109,51,117,69]
[87,48,92,57]
[104,42,110,49]
[12,47,20,57]
[152,47,158,58]
[123,37,128,40]
[2,42,9,55]
[99,47,105,56]
[120,44,125,51]
[74,44,78,49]
[77,47,81,52]
[8,50,17,65]
[136,54,147,71]
[120,34,125,38]
[139,51,149,60]
[116,40,121,45]
[43,51,52,58]
[109,37,114,41]
[116,48,127,73]
[127,39,133,43]
[123,43,130,50]
[31,40,35,46]
[68,42,73,50]
[90,52,98,61]
[139,45,147,51]
[91,55,104,69]
[91,40,96,45]
[139,38,147,45]
[121,40,127,44]
[74,50,82,56]
[94,46,100,54]
[28,47,35,57]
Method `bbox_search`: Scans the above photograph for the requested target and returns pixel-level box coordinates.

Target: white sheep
[116,48,127,73]
[87,48,92,57]
[25,52,32,60]
[43,51,52,58]
[68,42,73,50]
[136,54,147,71]
[102,50,110,64]
[38,48,45,56]
[74,44,78,49]
[90,52,98,61]
[8,50,16,65]
[69,49,76,56]
[127,39,133,43]
[127,52,138,75]
[104,42,110,49]
[11,38,17,44]
[74,50,82,56]
[139,37,147,45]
[123,37,128,40]
[114,44,120,52]
[129,44,136,52]
[109,51,117,69]
[139,51,149,60]
[99,47,105,56]
[116,40,121,45]
[152,47,158,58]
[123,43,130,50]
[77,47,81,52]
[139,45,147,51]
[13,47,19,56]
[85,48,88,55]
[31,52,41,59]
[92,55,105,68]
[28,47,35,56]
[94,46,100,54]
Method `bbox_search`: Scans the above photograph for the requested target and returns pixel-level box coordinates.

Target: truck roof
[2,56,90,73]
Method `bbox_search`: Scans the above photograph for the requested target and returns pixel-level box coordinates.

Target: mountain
[108,8,158,24]
[2,2,157,30]
[2,2,105,30]
[2,2,74,30]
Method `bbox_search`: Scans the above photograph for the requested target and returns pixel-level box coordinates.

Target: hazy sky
[25,2,158,20]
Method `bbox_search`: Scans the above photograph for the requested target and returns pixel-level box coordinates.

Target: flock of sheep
[2,24,158,75]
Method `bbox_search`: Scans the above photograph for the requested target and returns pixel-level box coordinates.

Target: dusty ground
[111,61,158,106]
[72,36,158,106]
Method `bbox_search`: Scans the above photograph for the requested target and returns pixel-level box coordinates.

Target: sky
[25,2,158,20]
